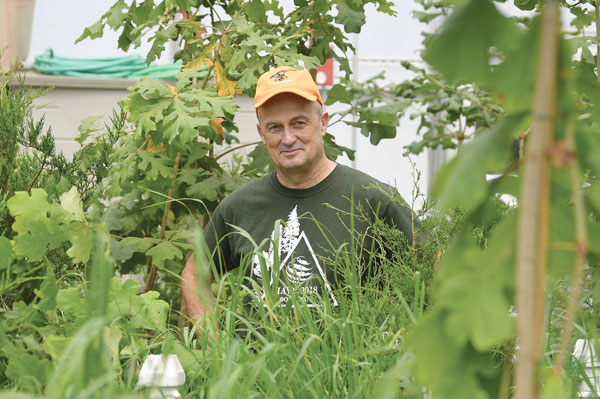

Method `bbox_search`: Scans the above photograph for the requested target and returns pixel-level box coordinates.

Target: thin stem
[214,141,261,161]
[553,118,590,375]
[514,3,560,399]
[143,151,182,293]
[27,156,47,193]
[200,24,230,91]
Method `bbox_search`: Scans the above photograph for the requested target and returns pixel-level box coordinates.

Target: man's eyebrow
[290,113,311,121]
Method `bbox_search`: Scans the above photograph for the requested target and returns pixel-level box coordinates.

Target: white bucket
[0,0,36,72]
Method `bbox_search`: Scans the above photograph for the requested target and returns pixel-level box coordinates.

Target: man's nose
[281,127,296,145]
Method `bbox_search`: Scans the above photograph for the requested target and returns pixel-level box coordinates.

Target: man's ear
[256,123,266,145]
[320,111,329,137]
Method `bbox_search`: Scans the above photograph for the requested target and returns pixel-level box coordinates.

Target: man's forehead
[261,92,315,107]
[258,95,321,121]
[258,108,313,124]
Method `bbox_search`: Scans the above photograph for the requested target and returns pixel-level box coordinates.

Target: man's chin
[276,160,308,173]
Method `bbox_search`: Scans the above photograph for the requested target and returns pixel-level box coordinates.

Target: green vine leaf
[105,277,169,330]
[407,310,496,399]
[424,0,522,86]
[146,240,183,270]
[66,226,95,264]
[5,353,52,392]
[0,236,13,269]
[35,265,59,311]
[59,187,86,223]
[42,335,71,362]
[162,97,207,143]
[438,214,516,349]
[432,115,524,210]
[128,93,171,134]
[325,84,352,105]
[137,150,173,181]
[514,0,537,11]
[186,176,222,202]
[7,189,73,262]
[120,236,156,253]
[335,2,366,34]
[56,287,87,319]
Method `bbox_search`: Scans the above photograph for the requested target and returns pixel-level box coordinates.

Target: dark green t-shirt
[203,164,416,306]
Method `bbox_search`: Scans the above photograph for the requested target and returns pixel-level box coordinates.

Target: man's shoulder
[337,165,395,195]
[218,172,273,207]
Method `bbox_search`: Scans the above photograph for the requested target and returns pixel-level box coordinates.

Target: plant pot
[0,0,36,72]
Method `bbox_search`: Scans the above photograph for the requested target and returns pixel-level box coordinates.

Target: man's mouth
[280,148,300,156]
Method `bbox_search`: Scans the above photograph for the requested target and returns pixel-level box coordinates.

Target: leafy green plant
[402,1,600,399]
[0,180,446,397]
[0,187,171,397]
[0,62,127,313]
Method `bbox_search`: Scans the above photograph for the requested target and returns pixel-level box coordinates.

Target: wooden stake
[553,119,590,375]
[514,3,560,399]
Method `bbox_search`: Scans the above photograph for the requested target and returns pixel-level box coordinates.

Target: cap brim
[254,88,319,109]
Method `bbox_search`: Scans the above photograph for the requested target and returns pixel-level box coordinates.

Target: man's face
[257,93,329,176]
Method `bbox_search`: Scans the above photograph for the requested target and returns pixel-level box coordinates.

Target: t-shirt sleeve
[202,207,230,275]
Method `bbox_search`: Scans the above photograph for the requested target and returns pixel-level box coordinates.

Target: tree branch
[214,141,261,161]
[144,151,182,293]
[27,156,47,193]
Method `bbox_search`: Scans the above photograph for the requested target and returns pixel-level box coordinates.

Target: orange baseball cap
[254,66,323,109]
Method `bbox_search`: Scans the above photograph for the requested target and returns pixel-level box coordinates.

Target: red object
[316,57,334,87]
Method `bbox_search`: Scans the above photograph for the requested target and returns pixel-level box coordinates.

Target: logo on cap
[270,69,295,82]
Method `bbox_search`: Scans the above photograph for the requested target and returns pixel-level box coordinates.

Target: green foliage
[2,0,599,397]
[76,0,395,76]
[0,207,171,396]
[431,115,524,210]
[0,186,445,397]
[326,53,504,155]
[402,1,600,398]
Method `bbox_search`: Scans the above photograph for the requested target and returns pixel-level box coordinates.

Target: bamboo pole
[514,3,560,399]
[553,119,590,375]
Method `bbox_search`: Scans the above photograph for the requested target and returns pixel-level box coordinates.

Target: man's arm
[181,253,215,336]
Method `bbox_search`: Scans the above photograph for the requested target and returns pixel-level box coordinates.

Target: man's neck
[276,159,337,189]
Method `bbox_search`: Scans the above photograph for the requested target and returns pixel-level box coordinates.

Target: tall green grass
[174,201,441,399]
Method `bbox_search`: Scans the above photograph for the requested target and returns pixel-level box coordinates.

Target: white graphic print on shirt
[251,206,338,307]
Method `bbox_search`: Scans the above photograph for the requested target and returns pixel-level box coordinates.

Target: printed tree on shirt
[281,206,300,254]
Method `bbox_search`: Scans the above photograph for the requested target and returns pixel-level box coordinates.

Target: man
[181,66,417,330]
